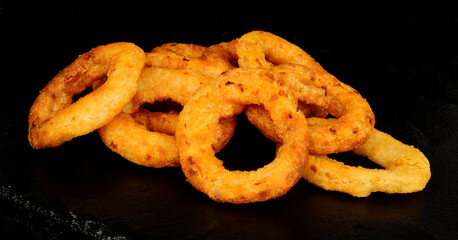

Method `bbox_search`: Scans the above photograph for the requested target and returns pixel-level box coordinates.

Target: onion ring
[175,68,309,204]
[99,112,181,167]
[235,31,374,154]
[201,40,238,68]
[132,110,179,136]
[28,42,145,149]
[98,66,236,168]
[133,102,327,137]
[147,43,207,69]
[151,42,208,58]
[246,64,375,154]
[303,118,431,197]
[235,30,322,70]
[132,108,236,150]
[148,42,235,77]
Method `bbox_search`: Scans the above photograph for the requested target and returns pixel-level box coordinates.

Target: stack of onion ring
[97,66,237,168]
[232,31,375,154]
[28,31,431,203]
[97,43,237,167]
[245,64,375,155]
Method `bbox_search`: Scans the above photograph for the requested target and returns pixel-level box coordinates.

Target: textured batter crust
[235,31,375,154]
[246,65,375,154]
[98,112,180,167]
[28,42,145,149]
[132,109,236,150]
[176,69,309,204]
[235,30,322,70]
[148,42,235,78]
[303,118,431,197]
[98,65,236,168]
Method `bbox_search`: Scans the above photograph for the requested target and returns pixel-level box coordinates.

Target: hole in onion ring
[72,76,106,103]
[216,111,276,171]
[71,87,93,103]
[327,152,384,169]
[141,99,183,113]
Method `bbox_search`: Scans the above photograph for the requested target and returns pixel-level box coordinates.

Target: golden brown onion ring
[235,30,322,70]
[235,31,374,154]
[148,42,235,78]
[147,43,207,69]
[176,68,309,204]
[132,110,179,136]
[132,108,236,151]
[246,64,375,154]
[133,102,327,137]
[152,42,207,58]
[99,112,180,167]
[28,42,145,149]
[98,66,236,168]
[303,118,431,197]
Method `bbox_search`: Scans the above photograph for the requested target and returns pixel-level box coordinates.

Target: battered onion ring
[176,69,309,204]
[235,30,322,70]
[148,42,235,77]
[148,43,207,69]
[141,41,236,130]
[303,118,431,197]
[246,64,375,154]
[132,108,236,149]
[201,40,238,68]
[132,110,179,136]
[235,31,374,154]
[99,112,181,167]
[28,42,145,149]
[298,102,329,118]
[151,42,208,58]
[98,66,236,168]
[134,102,327,136]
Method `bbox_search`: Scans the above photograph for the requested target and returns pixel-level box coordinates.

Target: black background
[1,2,458,239]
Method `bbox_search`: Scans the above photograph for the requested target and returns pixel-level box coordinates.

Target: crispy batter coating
[235,31,375,154]
[98,66,236,168]
[98,112,180,167]
[235,31,322,70]
[303,118,431,197]
[246,64,375,154]
[28,32,431,201]
[132,110,179,136]
[148,42,235,78]
[176,69,309,203]
[151,43,207,58]
[132,109,236,149]
[28,42,145,149]
[98,42,237,168]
